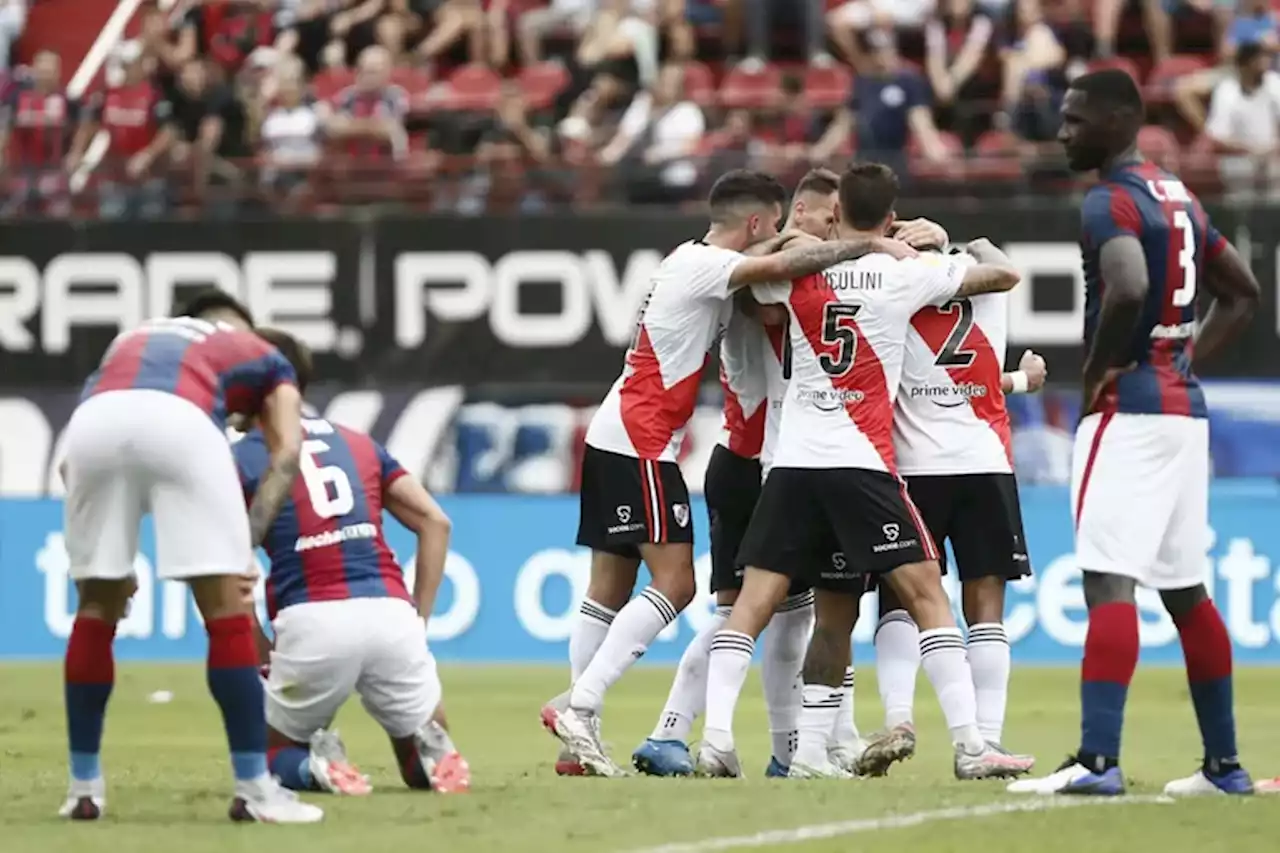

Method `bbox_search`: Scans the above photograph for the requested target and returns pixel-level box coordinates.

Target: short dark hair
[707,170,787,223]
[257,327,314,394]
[175,288,253,327]
[838,162,899,230]
[794,168,839,199]
[1069,68,1144,115]
[1237,41,1268,69]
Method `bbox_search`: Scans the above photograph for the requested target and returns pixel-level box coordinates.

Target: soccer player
[696,162,1034,781]
[856,242,1048,777]
[544,169,916,777]
[233,329,470,797]
[59,290,322,823]
[1009,70,1260,796]
[631,168,842,779]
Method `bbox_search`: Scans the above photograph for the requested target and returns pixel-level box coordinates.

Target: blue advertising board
[3,485,1280,663]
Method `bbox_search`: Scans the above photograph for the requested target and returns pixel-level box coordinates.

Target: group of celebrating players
[52,67,1273,826]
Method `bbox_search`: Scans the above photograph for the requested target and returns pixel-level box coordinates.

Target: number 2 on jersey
[299,439,355,519]
[935,300,977,368]
[781,303,861,378]
[1171,209,1196,308]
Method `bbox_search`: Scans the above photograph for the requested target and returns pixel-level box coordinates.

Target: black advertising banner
[1,204,1277,388]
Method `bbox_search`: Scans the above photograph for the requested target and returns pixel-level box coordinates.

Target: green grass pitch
[1,664,1279,852]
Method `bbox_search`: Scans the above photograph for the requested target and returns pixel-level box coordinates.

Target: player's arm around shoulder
[385,473,452,625]
[248,381,304,547]
[954,238,1023,298]
[726,232,917,291]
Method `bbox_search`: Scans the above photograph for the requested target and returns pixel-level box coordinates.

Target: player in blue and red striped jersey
[1009,69,1261,798]
[233,329,469,797]
[60,290,322,824]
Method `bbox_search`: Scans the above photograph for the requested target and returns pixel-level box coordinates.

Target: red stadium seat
[311,68,355,104]
[1136,125,1181,172]
[720,62,782,110]
[444,64,502,111]
[681,60,717,107]
[1146,54,1212,103]
[1088,56,1143,85]
[968,131,1022,181]
[804,64,853,111]
[391,67,433,114]
[517,61,570,111]
[1182,133,1222,194]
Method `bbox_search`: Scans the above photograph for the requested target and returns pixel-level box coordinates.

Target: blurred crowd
[3,0,1280,217]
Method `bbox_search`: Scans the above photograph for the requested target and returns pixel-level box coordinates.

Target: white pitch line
[625,795,1176,853]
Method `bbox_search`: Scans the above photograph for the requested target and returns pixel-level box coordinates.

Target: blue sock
[206,615,268,782]
[65,617,117,782]
[1176,600,1239,767]
[269,745,316,791]
[1078,602,1139,769]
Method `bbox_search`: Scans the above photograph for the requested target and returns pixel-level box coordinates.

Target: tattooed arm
[727,235,917,290]
[246,383,303,546]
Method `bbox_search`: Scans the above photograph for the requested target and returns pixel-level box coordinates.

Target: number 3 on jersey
[299,439,354,518]
[781,303,861,379]
[1172,209,1196,308]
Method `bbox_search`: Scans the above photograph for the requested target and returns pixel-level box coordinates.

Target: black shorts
[905,473,1032,582]
[576,445,693,558]
[705,446,812,596]
[737,467,938,594]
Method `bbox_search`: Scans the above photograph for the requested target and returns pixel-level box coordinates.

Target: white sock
[761,591,813,764]
[703,630,756,751]
[967,622,1011,744]
[569,598,616,683]
[794,683,841,767]
[833,667,859,746]
[876,610,920,729]
[570,588,679,714]
[650,606,730,742]
[919,627,983,752]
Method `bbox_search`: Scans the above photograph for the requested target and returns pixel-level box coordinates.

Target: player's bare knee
[961,577,1007,626]
[1082,571,1136,609]
[724,567,789,637]
[189,574,253,622]
[885,561,954,629]
[75,579,133,623]
[640,543,697,610]
[587,550,640,610]
[1159,584,1208,619]
[715,589,739,608]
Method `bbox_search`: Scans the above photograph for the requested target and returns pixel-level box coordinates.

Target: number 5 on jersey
[781,303,862,379]
[299,439,354,518]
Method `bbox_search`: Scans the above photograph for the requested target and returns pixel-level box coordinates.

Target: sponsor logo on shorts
[822,551,857,581]
[906,383,990,409]
[295,523,378,552]
[616,505,632,523]
[872,524,919,554]
[608,504,646,535]
[797,387,865,412]
[883,524,900,542]
[673,503,689,528]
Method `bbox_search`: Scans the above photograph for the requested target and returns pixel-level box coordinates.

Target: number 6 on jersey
[299,439,355,518]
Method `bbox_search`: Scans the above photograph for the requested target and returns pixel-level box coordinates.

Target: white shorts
[829,0,936,28]
[266,598,441,742]
[63,389,252,582]
[1070,412,1209,590]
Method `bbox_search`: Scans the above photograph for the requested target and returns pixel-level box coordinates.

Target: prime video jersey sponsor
[4,486,1280,662]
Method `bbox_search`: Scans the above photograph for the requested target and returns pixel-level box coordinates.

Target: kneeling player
[234,330,469,796]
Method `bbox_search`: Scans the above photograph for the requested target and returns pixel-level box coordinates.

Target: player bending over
[856,239,1048,777]
[234,329,469,796]
[1009,69,1259,796]
[59,290,321,823]
[696,163,1033,781]
[546,169,915,777]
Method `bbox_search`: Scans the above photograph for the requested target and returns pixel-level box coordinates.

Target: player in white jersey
[856,243,1049,778]
[631,169,841,779]
[695,162,1034,781]
[543,169,917,777]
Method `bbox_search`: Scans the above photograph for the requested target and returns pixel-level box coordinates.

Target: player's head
[789,168,840,239]
[706,169,787,250]
[1058,69,1144,173]
[836,162,899,236]
[257,327,314,395]
[176,288,254,330]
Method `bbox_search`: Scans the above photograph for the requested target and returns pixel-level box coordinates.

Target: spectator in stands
[810,31,948,179]
[1171,1,1276,130]
[0,0,25,72]
[926,0,995,145]
[1205,41,1280,200]
[206,0,278,76]
[743,0,832,70]
[454,81,554,213]
[1094,0,1234,63]
[0,49,72,217]
[997,0,1091,146]
[828,0,935,72]
[598,61,704,204]
[256,56,328,210]
[517,0,595,66]
[167,58,250,215]
[329,44,409,187]
[1223,0,1278,58]
[397,0,487,65]
[703,107,760,174]
[69,44,174,220]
